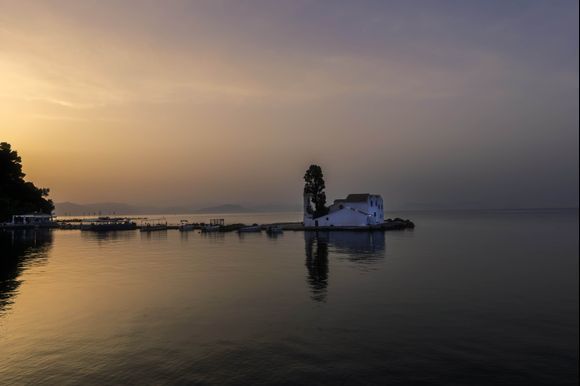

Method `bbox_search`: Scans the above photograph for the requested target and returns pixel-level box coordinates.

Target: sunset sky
[1,0,578,210]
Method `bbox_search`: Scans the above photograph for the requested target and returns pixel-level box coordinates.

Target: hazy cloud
[1,0,577,209]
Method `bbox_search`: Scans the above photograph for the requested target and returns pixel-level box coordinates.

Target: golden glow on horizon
[1,1,577,209]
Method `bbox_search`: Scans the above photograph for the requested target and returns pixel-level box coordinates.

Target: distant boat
[201,224,220,233]
[238,225,261,233]
[266,225,283,234]
[179,220,196,232]
[80,217,137,231]
[140,218,168,232]
[201,218,224,233]
[2,214,57,229]
[140,224,168,232]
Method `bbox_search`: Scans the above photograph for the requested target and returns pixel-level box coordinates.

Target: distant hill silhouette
[55,202,151,216]
[192,204,252,213]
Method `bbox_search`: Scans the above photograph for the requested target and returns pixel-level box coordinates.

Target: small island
[298,164,414,231]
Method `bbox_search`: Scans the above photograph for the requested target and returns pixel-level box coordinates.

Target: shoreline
[0,218,415,232]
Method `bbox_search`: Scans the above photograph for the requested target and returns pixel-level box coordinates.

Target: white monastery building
[303,193,384,227]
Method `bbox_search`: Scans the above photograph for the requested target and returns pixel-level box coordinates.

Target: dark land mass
[0,142,54,221]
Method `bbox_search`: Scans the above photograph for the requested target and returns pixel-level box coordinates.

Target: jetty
[3,217,415,233]
[80,217,137,231]
[139,218,168,232]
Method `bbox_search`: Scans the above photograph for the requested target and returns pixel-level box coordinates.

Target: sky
[1,0,578,210]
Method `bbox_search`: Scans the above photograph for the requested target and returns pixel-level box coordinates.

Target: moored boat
[200,224,220,232]
[201,218,224,233]
[1,214,58,230]
[179,220,196,232]
[80,217,137,231]
[140,218,168,232]
[266,225,283,234]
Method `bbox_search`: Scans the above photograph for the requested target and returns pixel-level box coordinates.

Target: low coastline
[0,217,415,232]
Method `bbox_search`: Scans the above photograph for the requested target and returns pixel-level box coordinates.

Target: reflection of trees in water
[304,231,386,302]
[0,230,53,315]
[304,232,329,302]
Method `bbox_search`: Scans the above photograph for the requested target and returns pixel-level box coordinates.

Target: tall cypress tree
[304,164,328,217]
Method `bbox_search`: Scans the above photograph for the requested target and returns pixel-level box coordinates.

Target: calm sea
[0,210,578,385]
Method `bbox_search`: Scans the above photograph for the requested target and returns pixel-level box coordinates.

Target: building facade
[303,193,384,227]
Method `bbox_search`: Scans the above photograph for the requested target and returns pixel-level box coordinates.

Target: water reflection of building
[0,230,53,315]
[326,231,385,263]
[304,231,386,302]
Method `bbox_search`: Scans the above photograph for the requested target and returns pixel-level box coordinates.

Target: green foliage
[304,164,328,217]
[0,142,54,221]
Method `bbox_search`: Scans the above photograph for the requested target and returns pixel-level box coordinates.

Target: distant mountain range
[193,204,250,213]
[54,202,299,216]
[55,202,145,216]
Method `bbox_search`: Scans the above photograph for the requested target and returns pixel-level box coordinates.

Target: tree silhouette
[0,142,54,221]
[304,164,328,217]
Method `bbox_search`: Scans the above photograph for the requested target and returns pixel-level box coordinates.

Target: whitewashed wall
[304,194,384,227]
